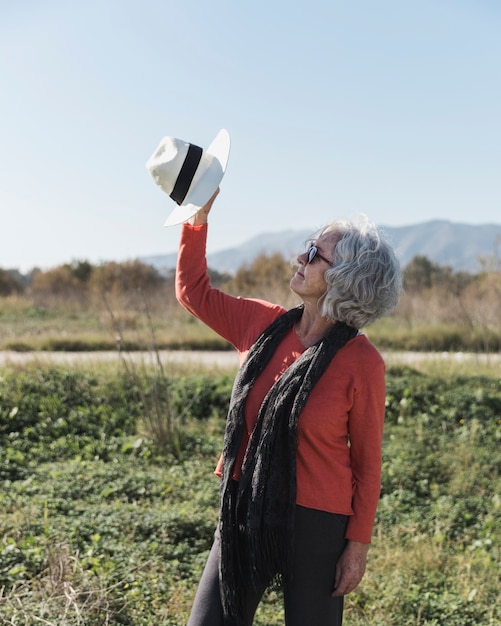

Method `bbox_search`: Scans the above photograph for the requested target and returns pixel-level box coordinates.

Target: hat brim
[163,129,231,227]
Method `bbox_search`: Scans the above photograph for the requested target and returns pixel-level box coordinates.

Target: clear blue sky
[1,0,500,271]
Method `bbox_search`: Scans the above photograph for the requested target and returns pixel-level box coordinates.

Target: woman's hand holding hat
[188,187,220,226]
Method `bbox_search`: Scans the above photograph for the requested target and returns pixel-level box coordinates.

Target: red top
[176,223,386,544]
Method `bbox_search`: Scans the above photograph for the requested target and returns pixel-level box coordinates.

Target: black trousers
[187,506,348,626]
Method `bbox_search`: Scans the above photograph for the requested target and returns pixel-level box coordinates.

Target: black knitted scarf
[218,305,358,625]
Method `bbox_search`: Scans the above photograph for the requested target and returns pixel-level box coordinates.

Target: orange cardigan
[176,224,385,544]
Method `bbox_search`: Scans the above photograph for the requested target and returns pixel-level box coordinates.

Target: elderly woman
[176,189,402,626]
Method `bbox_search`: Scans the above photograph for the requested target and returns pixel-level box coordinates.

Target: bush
[0,364,499,624]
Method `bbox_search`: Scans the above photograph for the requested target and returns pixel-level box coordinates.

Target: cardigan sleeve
[344,357,386,543]
[175,223,285,352]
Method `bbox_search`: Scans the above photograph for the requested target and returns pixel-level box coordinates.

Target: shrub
[0,364,499,624]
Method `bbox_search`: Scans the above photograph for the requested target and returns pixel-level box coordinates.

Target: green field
[0,356,499,625]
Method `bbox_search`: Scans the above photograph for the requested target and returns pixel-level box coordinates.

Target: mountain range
[142,220,501,276]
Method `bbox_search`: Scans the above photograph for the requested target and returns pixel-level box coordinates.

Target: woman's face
[290,230,340,304]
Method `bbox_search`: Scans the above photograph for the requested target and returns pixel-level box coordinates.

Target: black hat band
[169,143,203,205]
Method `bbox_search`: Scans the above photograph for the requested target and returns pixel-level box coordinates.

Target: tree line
[0,253,499,301]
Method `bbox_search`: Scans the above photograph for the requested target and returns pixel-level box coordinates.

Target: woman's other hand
[188,187,220,226]
[331,540,369,597]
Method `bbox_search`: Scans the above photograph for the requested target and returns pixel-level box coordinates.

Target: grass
[0,359,499,624]
[0,295,231,352]
[2,292,501,354]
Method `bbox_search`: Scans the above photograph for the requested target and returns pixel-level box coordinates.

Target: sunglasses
[306,245,333,266]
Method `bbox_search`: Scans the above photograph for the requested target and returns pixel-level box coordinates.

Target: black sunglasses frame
[307,245,333,266]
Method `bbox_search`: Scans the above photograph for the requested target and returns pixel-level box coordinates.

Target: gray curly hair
[316,216,402,329]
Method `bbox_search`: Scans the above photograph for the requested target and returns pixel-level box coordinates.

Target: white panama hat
[146,129,231,226]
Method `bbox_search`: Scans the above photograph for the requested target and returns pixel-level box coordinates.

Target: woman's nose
[297,251,308,265]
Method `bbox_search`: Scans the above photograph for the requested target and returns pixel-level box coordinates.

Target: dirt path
[0,350,240,369]
[0,350,500,372]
